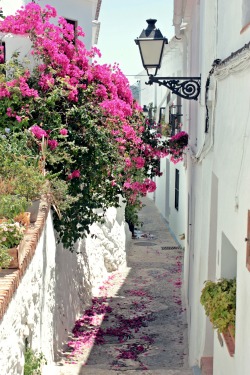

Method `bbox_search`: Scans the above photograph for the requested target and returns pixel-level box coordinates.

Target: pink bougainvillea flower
[125,158,132,168]
[71,169,81,178]
[0,0,190,251]
[144,179,156,193]
[39,74,55,90]
[48,139,58,150]
[19,76,39,98]
[6,107,13,117]
[133,156,145,169]
[60,128,68,136]
[30,125,48,139]
[123,180,132,189]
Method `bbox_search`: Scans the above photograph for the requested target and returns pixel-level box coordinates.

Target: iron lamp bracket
[146,75,201,101]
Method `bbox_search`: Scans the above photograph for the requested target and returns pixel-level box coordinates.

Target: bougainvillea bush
[0,2,188,249]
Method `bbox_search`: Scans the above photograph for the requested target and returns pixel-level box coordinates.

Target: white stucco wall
[216,0,250,59]
[209,67,250,375]
[38,0,95,50]
[154,157,169,220]
[179,0,250,374]
[142,35,188,247]
[145,1,250,372]
[0,0,97,62]
[136,69,154,109]
[0,212,57,375]
[179,0,218,367]
[0,200,128,375]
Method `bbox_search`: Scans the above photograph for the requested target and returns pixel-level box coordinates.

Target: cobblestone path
[55,198,193,375]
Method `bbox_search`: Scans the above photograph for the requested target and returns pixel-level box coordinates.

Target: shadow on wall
[53,197,128,360]
[53,240,93,361]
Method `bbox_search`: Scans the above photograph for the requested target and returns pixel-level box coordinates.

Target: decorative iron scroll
[146,75,201,101]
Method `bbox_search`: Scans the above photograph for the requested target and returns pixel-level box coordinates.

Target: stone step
[43,363,193,375]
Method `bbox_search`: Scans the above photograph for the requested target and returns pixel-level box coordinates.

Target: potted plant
[0,245,13,270]
[0,195,29,221]
[0,221,25,268]
[168,131,189,162]
[0,136,46,222]
[15,165,45,223]
[0,169,45,223]
[200,278,236,355]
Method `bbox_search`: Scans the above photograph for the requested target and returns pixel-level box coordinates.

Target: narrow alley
[54,198,193,375]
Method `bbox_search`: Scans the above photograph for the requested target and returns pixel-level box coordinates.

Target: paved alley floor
[55,198,193,375]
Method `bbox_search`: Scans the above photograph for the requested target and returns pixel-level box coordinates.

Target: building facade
[138,1,250,374]
[0,0,102,62]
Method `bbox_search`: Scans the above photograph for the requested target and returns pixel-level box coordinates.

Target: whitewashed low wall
[0,199,129,375]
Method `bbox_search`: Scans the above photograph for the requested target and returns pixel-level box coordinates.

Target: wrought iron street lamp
[135,19,201,101]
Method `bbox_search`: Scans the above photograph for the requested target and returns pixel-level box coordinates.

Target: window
[221,232,237,278]
[241,0,250,34]
[246,210,250,271]
[174,169,179,211]
[65,19,77,44]
[169,100,182,136]
[0,42,5,64]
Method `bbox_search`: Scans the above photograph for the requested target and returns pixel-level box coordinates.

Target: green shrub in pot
[0,195,28,220]
[0,245,13,269]
[0,221,25,249]
[0,134,46,202]
[200,278,236,335]
[0,159,46,202]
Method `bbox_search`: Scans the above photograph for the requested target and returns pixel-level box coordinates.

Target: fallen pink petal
[58,200,188,372]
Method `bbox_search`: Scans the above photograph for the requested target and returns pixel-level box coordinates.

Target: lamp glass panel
[139,40,164,67]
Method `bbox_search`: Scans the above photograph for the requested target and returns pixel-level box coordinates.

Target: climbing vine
[0,2,188,249]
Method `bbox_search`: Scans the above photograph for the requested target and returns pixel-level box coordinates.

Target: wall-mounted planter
[222,328,235,357]
[200,277,236,358]
[7,240,26,269]
[7,246,20,269]
[228,325,235,346]
[14,212,31,228]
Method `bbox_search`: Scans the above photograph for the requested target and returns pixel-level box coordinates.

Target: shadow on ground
[58,198,191,375]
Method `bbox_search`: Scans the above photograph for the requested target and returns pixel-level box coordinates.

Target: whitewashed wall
[0,0,97,62]
[37,0,95,50]
[143,1,250,372]
[0,212,57,375]
[140,35,188,248]
[0,201,128,375]
[183,0,215,366]
[209,66,250,375]
[179,0,250,374]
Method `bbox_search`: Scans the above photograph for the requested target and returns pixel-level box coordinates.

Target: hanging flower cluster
[168,131,189,164]
[0,2,188,249]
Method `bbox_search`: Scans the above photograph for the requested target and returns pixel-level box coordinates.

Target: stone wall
[0,199,129,375]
